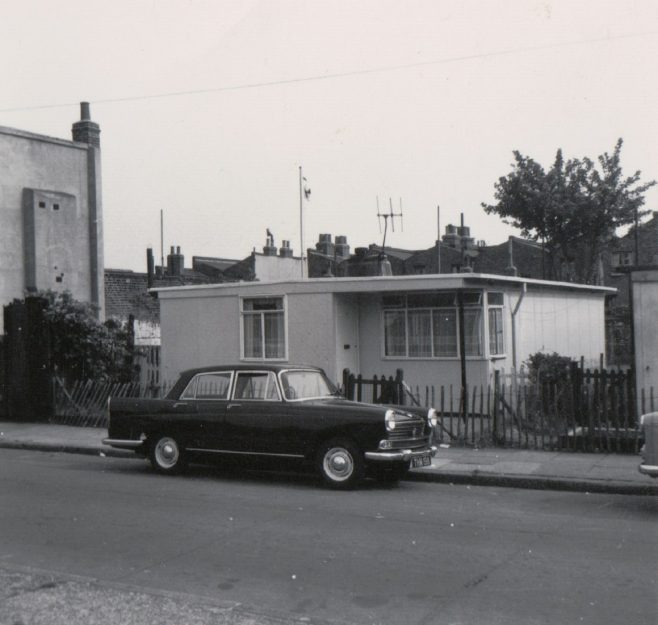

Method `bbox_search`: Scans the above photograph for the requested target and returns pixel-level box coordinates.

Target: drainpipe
[511,282,527,369]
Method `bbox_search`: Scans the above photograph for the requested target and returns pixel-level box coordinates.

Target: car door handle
[227,403,242,409]
[173,402,188,408]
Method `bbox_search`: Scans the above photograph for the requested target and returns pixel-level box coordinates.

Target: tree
[482,139,655,283]
[38,290,139,382]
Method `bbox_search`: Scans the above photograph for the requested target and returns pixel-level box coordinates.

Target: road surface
[0,448,656,624]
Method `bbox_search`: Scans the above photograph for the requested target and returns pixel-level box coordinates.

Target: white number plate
[412,454,431,468]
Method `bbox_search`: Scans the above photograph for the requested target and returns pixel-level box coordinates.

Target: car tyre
[317,439,365,490]
[149,435,187,475]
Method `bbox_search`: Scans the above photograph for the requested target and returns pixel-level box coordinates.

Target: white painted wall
[254,254,303,281]
[157,276,610,396]
[287,292,337,380]
[514,289,606,367]
[633,270,658,405]
[160,293,241,381]
[0,126,101,331]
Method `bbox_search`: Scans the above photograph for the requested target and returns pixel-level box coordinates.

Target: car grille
[389,418,427,441]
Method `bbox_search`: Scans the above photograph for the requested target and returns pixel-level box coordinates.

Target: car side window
[180,376,198,399]
[233,371,281,401]
[180,372,232,400]
[196,373,232,399]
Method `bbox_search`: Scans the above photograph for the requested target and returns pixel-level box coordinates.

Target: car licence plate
[412,454,431,468]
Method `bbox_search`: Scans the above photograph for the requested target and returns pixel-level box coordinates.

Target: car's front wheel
[317,439,365,489]
[149,435,187,474]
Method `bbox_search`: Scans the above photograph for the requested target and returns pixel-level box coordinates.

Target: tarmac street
[0,448,656,625]
[0,421,656,495]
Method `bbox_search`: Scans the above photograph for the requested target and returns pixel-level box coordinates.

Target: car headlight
[427,408,438,428]
[385,409,396,431]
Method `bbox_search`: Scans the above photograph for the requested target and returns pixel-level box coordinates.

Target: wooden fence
[346,366,653,454]
[51,377,173,428]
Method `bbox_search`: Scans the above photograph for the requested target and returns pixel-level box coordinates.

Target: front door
[335,295,360,380]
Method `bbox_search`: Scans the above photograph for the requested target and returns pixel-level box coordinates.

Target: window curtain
[463,309,482,356]
[384,311,406,356]
[408,310,432,357]
[432,309,457,356]
[243,312,263,358]
[264,311,285,359]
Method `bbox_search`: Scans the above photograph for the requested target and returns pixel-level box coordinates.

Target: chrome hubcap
[324,447,354,481]
[155,438,179,468]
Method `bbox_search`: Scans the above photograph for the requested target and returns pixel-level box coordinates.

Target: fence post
[395,369,404,405]
[493,369,500,444]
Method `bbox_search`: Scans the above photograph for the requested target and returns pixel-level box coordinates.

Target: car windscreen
[280,370,337,401]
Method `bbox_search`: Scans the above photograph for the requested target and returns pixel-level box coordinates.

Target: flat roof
[0,125,87,150]
[154,272,616,299]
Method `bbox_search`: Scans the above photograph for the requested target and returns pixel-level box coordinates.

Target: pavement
[0,420,656,496]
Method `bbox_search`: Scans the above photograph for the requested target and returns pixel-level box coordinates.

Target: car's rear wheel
[149,435,187,474]
[317,439,364,490]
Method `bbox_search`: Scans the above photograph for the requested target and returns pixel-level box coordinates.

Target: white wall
[633,270,658,404]
[287,292,337,380]
[514,289,606,368]
[254,254,303,281]
[0,127,101,331]
[157,278,609,395]
[160,293,241,381]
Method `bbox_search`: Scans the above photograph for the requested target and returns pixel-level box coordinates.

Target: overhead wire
[1,29,656,113]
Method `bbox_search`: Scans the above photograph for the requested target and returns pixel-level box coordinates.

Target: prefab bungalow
[155,273,614,392]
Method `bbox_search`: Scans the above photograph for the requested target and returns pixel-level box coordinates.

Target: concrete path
[0,421,656,495]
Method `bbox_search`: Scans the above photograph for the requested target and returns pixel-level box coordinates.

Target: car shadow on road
[99,453,409,492]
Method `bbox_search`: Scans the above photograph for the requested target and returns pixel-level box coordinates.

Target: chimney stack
[279,240,293,258]
[167,245,185,276]
[72,101,101,147]
[146,248,155,288]
[335,235,350,259]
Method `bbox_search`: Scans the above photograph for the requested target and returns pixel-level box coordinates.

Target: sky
[2,0,657,272]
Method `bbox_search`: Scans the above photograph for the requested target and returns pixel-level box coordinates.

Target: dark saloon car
[103,364,437,489]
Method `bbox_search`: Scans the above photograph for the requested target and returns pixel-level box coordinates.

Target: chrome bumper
[639,463,658,478]
[102,438,145,450]
[365,446,437,462]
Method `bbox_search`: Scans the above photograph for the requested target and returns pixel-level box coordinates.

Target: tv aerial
[377,197,404,251]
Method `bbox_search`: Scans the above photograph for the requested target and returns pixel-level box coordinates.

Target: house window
[382,292,482,358]
[487,292,505,356]
[612,251,634,268]
[241,297,286,359]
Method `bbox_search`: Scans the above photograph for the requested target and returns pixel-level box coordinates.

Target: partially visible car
[103,364,437,489]
[639,411,658,478]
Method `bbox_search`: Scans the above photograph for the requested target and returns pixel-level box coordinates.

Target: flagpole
[299,165,304,278]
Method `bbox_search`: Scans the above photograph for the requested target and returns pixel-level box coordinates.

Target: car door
[180,371,232,451]
[226,370,299,456]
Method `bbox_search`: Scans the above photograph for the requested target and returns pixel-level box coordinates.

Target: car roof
[179,363,323,377]
[166,364,325,400]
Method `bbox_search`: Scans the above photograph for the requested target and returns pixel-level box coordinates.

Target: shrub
[525,351,573,386]
[38,290,140,382]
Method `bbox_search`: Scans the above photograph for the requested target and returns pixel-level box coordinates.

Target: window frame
[381,291,485,360]
[232,370,282,401]
[487,291,506,358]
[239,295,288,361]
[180,371,234,400]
